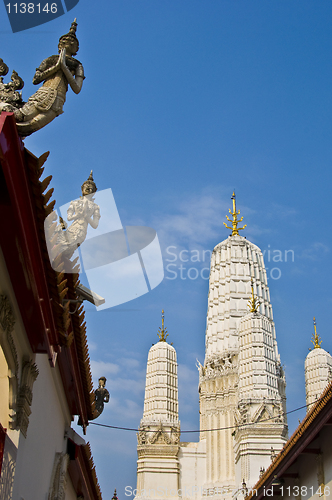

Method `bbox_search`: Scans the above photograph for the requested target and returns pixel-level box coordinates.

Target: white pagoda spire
[305,318,332,409]
[135,312,180,500]
[142,311,179,424]
[199,193,287,498]
[205,221,273,360]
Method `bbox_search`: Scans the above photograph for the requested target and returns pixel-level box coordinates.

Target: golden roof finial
[157,310,169,342]
[248,279,259,313]
[223,191,247,236]
[311,317,322,349]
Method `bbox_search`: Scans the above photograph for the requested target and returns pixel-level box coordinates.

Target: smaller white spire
[142,311,179,425]
[135,312,181,500]
[305,318,332,409]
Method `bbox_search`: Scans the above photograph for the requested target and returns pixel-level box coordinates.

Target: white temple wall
[136,450,180,499]
[12,352,73,500]
[178,440,206,500]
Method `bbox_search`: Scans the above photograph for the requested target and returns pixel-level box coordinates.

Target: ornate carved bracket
[15,358,39,438]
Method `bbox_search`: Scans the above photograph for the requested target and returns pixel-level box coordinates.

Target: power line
[89,401,311,434]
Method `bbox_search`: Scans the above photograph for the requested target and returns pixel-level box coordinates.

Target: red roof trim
[0,113,93,427]
[0,113,59,364]
[68,444,102,500]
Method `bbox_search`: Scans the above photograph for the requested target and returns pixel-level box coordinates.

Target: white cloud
[108,396,143,422]
[91,360,120,376]
[119,357,141,369]
[110,377,145,394]
[299,242,329,261]
[88,341,98,351]
[152,189,229,249]
[266,203,299,219]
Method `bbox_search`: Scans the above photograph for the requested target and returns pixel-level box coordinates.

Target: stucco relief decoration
[251,403,274,425]
[137,424,180,446]
[272,401,284,423]
[149,425,171,445]
[170,426,180,444]
[237,401,249,425]
[15,358,39,438]
[275,360,286,381]
[137,427,148,445]
[199,353,238,383]
[48,452,70,500]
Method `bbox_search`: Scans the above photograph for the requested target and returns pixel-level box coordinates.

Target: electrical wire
[89,401,312,434]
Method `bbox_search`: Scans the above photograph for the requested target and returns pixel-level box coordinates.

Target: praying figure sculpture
[94,377,110,417]
[1,19,84,136]
[55,171,101,257]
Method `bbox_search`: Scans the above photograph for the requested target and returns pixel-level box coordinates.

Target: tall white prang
[198,193,287,498]
[135,311,181,500]
[134,193,289,500]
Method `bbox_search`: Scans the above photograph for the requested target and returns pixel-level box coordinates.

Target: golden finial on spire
[223,191,247,236]
[248,279,259,313]
[311,317,322,349]
[157,310,169,342]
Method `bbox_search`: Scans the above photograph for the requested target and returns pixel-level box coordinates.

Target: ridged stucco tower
[305,318,332,409]
[135,312,181,500]
[198,193,288,497]
[134,194,288,500]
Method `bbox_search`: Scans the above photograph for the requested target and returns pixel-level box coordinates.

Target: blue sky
[1,1,332,497]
